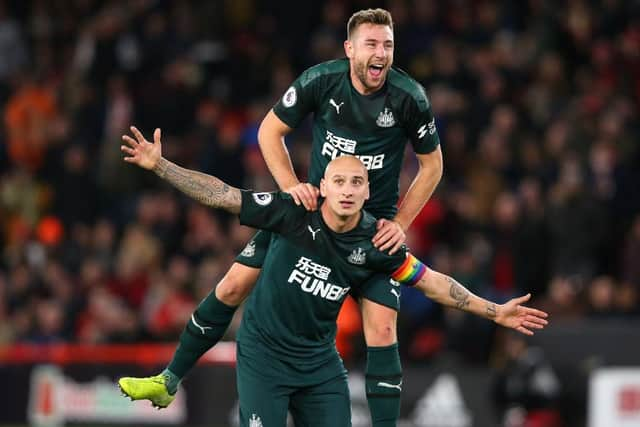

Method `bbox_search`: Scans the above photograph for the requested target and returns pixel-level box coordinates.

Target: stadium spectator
[0,0,637,378]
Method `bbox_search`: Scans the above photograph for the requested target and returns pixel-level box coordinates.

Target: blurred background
[0,0,639,426]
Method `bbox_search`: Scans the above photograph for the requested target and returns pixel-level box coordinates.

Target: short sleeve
[405,86,440,154]
[368,245,409,274]
[368,246,427,287]
[272,67,319,129]
[239,191,303,234]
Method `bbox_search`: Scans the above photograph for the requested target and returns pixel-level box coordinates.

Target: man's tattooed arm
[415,269,500,320]
[447,276,470,309]
[486,303,497,318]
[409,261,547,335]
[153,157,241,214]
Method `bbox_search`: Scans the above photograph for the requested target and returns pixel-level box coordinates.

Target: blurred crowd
[0,0,639,373]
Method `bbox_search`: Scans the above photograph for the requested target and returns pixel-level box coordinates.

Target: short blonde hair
[347,8,393,39]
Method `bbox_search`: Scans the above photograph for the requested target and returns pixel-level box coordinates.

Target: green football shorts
[236,341,352,427]
[235,230,272,268]
[350,272,401,311]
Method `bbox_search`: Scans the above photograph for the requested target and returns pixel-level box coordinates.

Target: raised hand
[121,126,162,170]
[495,293,549,336]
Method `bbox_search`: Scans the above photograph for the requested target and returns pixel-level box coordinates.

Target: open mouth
[368,64,385,79]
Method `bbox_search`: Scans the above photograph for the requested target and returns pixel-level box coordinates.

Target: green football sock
[365,343,402,427]
[166,291,237,390]
[160,369,181,395]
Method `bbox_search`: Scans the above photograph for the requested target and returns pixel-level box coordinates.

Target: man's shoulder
[247,191,306,216]
[239,190,309,233]
[269,191,313,230]
[360,210,378,234]
[278,192,310,216]
[299,59,349,88]
[387,67,431,112]
[360,211,407,264]
[345,210,378,243]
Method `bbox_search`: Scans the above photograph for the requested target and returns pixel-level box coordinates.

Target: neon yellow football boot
[118,373,176,409]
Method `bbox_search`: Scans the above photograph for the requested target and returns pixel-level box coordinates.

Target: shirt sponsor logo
[428,118,436,135]
[376,108,395,127]
[347,247,366,265]
[252,192,273,206]
[322,130,385,170]
[324,130,356,153]
[240,240,256,257]
[417,124,427,139]
[282,86,297,108]
[417,118,436,139]
[287,256,350,302]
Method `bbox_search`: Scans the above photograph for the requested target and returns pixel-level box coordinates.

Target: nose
[374,43,386,59]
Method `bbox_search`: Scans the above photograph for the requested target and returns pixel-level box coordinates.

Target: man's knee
[362,302,398,346]
[215,263,261,306]
[364,321,397,346]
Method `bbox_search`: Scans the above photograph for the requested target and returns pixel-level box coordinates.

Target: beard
[353,59,387,92]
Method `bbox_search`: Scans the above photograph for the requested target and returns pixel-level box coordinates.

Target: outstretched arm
[415,269,548,336]
[121,126,241,214]
[391,253,548,335]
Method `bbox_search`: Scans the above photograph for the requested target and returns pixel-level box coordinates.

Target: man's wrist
[280,178,301,191]
[392,217,409,232]
[152,157,168,177]
[487,302,498,320]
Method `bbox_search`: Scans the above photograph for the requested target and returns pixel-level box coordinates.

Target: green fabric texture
[365,343,402,427]
[166,292,237,384]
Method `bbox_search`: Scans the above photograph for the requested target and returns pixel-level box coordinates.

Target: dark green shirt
[273,58,440,219]
[236,190,408,382]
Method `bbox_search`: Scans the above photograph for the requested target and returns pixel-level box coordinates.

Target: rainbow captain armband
[391,253,427,287]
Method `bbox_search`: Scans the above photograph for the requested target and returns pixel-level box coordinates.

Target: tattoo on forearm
[447,277,470,310]
[154,157,169,177]
[486,303,497,318]
[153,158,241,213]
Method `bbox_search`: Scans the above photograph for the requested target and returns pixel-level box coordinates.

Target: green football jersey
[236,190,408,383]
[273,58,440,219]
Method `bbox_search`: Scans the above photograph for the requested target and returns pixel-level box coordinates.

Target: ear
[320,178,327,197]
[365,182,370,201]
[344,39,353,59]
